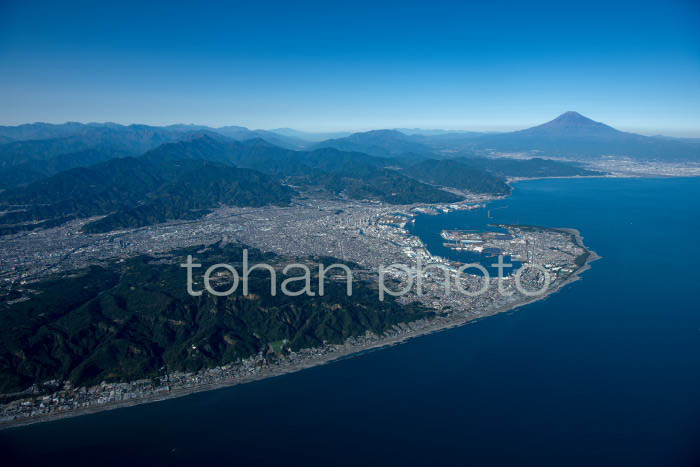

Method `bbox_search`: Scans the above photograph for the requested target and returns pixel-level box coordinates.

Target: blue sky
[1,0,699,135]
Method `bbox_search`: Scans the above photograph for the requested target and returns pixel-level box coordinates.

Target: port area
[442,229,524,261]
[377,203,486,228]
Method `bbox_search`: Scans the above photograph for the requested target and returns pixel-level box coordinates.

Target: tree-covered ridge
[456,156,605,178]
[0,136,468,235]
[0,148,133,188]
[0,113,698,190]
[320,167,462,204]
[0,124,197,170]
[0,157,296,234]
[310,129,434,156]
[143,137,465,203]
[3,135,586,235]
[0,123,310,188]
[0,244,431,393]
[402,159,511,194]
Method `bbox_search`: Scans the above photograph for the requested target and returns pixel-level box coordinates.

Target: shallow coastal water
[2,177,700,466]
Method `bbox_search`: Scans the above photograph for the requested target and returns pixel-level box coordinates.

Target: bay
[2,177,699,466]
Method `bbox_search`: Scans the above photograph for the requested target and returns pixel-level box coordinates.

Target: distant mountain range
[309,112,700,160]
[269,128,353,142]
[0,130,608,235]
[0,111,695,235]
[0,123,314,188]
[138,136,464,205]
[0,122,309,151]
[394,128,486,137]
[310,129,436,157]
[466,112,700,159]
[0,113,697,188]
[0,136,470,234]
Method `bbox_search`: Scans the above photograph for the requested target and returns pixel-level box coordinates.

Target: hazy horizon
[1,0,699,137]
[0,115,697,138]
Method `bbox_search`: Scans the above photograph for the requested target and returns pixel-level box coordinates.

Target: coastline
[507,174,617,183]
[0,227,600,431]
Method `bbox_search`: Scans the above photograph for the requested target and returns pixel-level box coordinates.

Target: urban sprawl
[0,190,594,426]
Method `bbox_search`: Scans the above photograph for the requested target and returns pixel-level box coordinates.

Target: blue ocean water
[2,177,700,466]
[406,203,523,275]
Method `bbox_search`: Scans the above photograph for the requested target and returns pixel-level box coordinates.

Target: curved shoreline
[0,180,600,431]
[0,227,600,431]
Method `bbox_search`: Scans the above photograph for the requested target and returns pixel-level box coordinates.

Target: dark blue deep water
[2,177,700,466]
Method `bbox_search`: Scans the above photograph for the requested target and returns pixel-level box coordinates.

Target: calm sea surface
[2,177,700,466]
